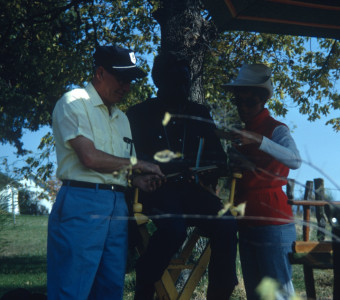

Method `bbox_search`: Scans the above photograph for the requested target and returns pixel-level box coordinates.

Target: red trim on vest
[236,109,293,226]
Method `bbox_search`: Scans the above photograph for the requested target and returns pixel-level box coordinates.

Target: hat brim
[222,82,273,98]
[222,82,268,89]
[107,66,147,81]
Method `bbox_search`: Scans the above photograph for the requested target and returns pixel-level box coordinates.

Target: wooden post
[302,181,316,299]
[303,181,313,241]
[287,179,297,213]
[314,178,327,241]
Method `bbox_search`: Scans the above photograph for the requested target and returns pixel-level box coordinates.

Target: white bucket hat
[224,64,273,98]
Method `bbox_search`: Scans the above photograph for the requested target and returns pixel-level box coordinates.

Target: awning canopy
[202,0,340,40]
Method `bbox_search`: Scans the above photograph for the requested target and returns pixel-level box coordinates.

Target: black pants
[135,182,238,299]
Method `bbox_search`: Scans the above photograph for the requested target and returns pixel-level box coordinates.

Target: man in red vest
[224,64,301,300]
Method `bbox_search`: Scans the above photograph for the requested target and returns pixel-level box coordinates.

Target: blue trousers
[47,186,128,300]
[239,223,296,300]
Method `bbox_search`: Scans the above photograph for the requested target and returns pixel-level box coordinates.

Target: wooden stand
[133,173,241,300]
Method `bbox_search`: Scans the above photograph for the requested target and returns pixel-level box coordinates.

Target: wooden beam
[224,0,237,17]
[288,200,340,206]
[293,241,333,253]
[236,15,340,31]
[267,0,340,11]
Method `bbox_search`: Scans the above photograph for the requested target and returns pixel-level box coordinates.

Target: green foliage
[0,172,20,190]
[204,33,340,131]
[17,189,49,215]
[1,0,89,153]
[0,173,13,189]
[0,0,160,154]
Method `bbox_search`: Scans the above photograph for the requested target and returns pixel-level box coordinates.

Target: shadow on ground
[0,255,47,297]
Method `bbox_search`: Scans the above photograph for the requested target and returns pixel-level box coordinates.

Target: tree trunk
[154,0,217,104]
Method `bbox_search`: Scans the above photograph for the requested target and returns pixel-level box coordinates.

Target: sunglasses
[113,73,132,85]
[231,97,262,108]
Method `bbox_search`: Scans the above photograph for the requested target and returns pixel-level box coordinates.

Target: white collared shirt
[52,83,134,185]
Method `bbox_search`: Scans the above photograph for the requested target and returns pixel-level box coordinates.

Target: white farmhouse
[0,176,52,214]
[0,184,20,215]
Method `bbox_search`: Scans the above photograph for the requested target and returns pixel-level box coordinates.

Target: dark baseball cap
[93,45,147,81]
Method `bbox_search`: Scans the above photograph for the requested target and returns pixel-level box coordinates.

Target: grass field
[0,214,334,299]
[0,214,48,296]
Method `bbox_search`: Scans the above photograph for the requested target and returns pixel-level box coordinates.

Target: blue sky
[282,108,340,201]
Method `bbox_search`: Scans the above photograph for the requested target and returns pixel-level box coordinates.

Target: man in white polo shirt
[48,45,164,300]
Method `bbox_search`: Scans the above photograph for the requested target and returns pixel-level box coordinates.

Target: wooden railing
[287,178,340,299]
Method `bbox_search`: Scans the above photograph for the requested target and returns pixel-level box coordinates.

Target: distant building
[0,184,20,214]
[0,176,52,214]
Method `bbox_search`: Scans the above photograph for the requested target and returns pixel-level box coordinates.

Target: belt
[62,180,127,193]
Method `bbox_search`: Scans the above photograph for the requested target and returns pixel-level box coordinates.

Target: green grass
[0,214,48,296]
[0,214,335,299]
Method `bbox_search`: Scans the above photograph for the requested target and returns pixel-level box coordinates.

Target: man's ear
[96,66,105,80]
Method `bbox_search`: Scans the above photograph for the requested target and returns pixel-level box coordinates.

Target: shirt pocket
[112,137,131,159]
[93,128,108,151]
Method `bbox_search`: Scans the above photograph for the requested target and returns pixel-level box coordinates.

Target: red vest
[235,109,293,226]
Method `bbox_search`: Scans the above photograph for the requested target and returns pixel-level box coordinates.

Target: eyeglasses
[114,74,132,85]
[106,69,132,85]
[230,97,262,108]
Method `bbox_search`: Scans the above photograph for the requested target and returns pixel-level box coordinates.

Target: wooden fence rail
[286,178,340,299]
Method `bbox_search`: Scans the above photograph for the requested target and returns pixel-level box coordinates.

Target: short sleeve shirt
[52,83,133,186]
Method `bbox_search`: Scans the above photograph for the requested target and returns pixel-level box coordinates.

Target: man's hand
[231,129,263,146]
[132,174,163,192]
[134,160,164,178]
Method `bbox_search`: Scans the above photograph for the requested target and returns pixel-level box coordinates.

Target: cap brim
[222,82,273,98]
[222,83,266,89]
[222,83,234,90]
[113,67,147,81]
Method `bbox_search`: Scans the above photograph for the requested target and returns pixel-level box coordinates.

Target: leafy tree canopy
[1,0,339,180]
[0,0,160,154]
